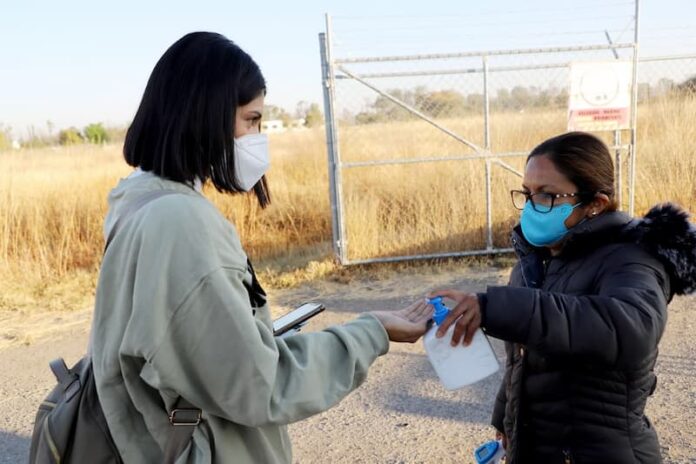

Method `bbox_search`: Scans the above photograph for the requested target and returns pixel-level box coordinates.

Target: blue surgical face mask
[520,200,584,247]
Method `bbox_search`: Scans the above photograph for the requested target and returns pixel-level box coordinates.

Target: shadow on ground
[0,430,30,464]
[374,349,505,425]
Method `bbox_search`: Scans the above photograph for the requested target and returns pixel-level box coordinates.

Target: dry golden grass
[0,95,694,312]
[335,97,696,260]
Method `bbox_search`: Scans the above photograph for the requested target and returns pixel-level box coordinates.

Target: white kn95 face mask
[233,133,270,191]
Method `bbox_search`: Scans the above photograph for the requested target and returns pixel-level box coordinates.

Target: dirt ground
[1,265,694,463]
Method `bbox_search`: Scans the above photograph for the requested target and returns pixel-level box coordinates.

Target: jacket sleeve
[482,247,668,368]
[143,267,389,427]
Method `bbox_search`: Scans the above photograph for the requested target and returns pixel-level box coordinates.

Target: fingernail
[451,340,457,347]
[436,331,443,338]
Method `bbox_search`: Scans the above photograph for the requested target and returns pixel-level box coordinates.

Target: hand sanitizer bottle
[423,297,500,390]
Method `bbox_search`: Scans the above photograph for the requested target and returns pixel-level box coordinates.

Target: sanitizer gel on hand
[423,297,500,390]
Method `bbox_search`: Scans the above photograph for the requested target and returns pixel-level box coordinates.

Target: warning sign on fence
[568,61,632,132]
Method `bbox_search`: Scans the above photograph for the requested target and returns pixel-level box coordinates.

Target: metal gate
[319,5,642,265]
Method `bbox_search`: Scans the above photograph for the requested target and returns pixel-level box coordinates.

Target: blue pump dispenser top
[427,297,450,325]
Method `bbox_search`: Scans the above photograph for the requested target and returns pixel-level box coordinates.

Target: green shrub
[58,128,84,145]
[84,123,109,144]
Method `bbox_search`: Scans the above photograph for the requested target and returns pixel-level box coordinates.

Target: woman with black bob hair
[91,32,432,463]
[430,132,696,463]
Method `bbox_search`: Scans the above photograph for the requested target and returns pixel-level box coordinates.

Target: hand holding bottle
[423,296,499,389]
[427,290,482,346]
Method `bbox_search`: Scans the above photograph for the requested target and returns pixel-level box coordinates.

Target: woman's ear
[586,193,610,218]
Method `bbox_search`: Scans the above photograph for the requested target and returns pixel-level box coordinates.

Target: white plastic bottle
[423,297,500,390]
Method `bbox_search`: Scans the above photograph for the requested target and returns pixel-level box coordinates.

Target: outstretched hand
[370,300,433,343]
[427,289,482,347]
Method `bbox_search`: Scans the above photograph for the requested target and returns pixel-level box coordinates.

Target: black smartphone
[272,303,325,336]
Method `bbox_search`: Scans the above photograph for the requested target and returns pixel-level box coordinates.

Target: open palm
[371,300,434,343]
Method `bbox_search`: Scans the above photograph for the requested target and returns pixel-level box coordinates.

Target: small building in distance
[288,118,306,129]
[261,119,285,133]
[261,118,307,133]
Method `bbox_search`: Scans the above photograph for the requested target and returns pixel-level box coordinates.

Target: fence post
[483,55,493,251]
[629,0,641,216]
[319,14,348,263]
[485,159,493,251]
[483,55,491,151]
[614,130,623,209]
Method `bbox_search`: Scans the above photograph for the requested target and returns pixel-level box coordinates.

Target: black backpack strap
[49,358,72,384]
[244,258,267,309]
[49,358,82,402]
[163,397,201,464]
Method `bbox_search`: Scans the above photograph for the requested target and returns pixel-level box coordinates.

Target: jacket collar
[511,203,696,296]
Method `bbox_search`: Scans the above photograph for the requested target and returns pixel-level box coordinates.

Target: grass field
[1,95,694,312]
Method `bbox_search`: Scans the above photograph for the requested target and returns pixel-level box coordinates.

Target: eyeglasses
[510,190,585,213]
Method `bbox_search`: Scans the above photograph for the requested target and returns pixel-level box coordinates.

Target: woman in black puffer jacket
[431,132,696,463]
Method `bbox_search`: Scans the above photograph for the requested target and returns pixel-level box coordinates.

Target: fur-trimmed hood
[625,203,696,296]
[512,203,696,296]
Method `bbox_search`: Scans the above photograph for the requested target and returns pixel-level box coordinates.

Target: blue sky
[1,0,694,136]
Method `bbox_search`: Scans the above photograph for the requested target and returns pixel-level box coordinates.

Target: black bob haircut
[124,32,270,207]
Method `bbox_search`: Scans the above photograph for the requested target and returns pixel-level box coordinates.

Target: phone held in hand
[272,303,325,336]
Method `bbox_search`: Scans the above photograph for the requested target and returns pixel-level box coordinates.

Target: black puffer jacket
[482,204,696,464]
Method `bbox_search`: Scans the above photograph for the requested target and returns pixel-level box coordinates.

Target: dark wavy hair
[527,131,618,212]
[124,32,270,207]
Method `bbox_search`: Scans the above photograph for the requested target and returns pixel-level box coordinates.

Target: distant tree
[263,105,292,126]
[303,103,323,127]
[553,89,569,108]
[535,90,552,108]
[0,124,11,151]
[351,82,599,125]
[353,87,438,125]
[84,123,109,144]
[41,120,57,145]
[677,75,696,95]
[417,90,467,117]
[465,93,484,113]
[294,101,310,119]
[355,111,381,125]
[495,88,510,110]
[58,127,84,145]
[509,86,532,110]
[105,125,127,143]
[22,124,56,148]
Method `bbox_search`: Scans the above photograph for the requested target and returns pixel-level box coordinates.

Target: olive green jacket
[91,172,389,463]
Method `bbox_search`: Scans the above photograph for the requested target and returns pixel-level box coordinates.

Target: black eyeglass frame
[510,190,591,213]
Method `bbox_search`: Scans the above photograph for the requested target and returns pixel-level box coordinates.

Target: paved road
[1,268,694,463]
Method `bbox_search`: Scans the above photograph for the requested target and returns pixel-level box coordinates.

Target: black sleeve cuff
[477,292,488,329]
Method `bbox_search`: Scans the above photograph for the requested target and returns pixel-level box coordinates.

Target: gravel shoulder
[0,265,694,463]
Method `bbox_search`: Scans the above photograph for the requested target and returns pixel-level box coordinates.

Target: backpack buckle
[169,409,201,426]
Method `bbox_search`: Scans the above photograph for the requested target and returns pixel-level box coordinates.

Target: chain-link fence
[319,7,696,265]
